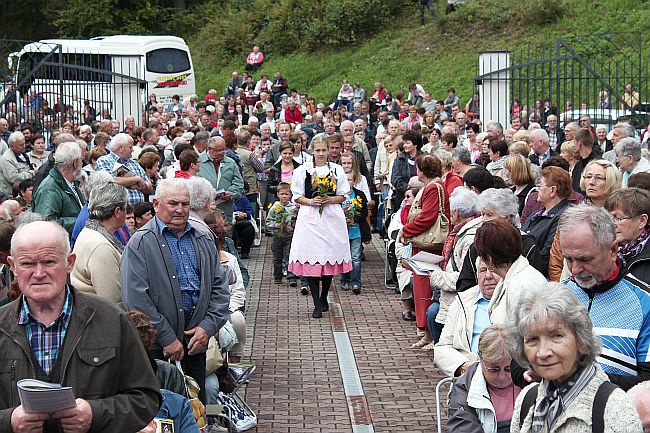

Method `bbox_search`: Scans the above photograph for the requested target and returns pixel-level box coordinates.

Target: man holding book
[0,221,161,433]
[95,133,153,206]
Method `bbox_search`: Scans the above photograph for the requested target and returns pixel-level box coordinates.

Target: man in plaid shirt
[0,221,160,432]
[121,178,231,403]
[95,133,153,205]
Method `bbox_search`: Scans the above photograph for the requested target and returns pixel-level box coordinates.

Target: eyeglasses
[612,216,633,224]
[483,365,512,373]
[582,174,607,182]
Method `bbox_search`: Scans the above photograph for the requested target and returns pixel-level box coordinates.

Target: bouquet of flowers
[312,174,337,216]
[270,203,298,234]
[343,195,363,226]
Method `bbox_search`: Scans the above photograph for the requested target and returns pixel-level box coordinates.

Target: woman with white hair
[72,181,129,305]
[456,188,543,292]
[424,187,482,351]
[71,171,131,247]
[614,138,650,187]
[511,282,641,432]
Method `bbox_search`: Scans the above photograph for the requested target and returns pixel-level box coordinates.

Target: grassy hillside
[189,0,650,104]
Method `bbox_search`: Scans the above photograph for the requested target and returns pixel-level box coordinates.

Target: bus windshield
[146,48,190,74]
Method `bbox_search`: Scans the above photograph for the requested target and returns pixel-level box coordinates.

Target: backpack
[519,381,618,432]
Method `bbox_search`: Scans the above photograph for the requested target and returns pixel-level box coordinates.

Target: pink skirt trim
[288,261,352,277]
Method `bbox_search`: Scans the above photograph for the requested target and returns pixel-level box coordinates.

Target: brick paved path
[242,235,448,432]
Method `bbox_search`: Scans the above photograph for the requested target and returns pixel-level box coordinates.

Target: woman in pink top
[447,325,522,433]
[245,46,264,72]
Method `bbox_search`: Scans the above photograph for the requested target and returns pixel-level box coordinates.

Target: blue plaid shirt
[95,152,149,205]
[17,287,73,375]
[155,217,201,324]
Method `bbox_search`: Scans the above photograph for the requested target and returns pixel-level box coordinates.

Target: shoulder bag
[406,181,449,251]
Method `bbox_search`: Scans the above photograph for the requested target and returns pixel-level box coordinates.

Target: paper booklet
[145,418,175,433]
[407,251,444,276]
[214,189,226,205]
[17,379,76,414]
[112,160,136,178]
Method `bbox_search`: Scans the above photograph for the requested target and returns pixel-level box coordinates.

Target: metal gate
[0,39,148,132]
[474,32,649,132]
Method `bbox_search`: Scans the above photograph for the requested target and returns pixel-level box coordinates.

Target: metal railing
[474,32,649,132]
[0,39,147,132]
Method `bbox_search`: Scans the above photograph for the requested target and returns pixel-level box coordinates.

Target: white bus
[10,35,196,126]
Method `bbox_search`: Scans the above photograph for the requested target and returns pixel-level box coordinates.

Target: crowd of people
[0,67,649,432]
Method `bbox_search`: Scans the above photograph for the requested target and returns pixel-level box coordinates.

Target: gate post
[478,51,510,128]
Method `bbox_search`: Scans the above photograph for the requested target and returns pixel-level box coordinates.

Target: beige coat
[71,227,123,306]
[430,216,483,324]
[434,286,480,377]
[511,367,642,432]
[488,255,547,326]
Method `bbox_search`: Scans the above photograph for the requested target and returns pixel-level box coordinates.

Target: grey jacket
[121,217,231,350]
[0,148,33,196]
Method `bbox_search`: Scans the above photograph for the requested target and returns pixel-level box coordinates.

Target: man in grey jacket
[0,131,33,197]
[121,178,231,402]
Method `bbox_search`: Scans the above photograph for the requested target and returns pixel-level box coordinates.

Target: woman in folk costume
[288,135,352,318]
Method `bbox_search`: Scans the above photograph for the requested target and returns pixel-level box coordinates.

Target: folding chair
[435,376,454,433]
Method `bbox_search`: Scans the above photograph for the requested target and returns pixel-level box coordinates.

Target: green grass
[189,0,650,104]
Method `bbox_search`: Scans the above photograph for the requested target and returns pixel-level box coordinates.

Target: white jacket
[488,256,547,326]
[434,286,480,377]
[430,216,483,324]
[467,364,500,433]
[373,138,389,184]
[387,211,413,295]
[222,251,246,312]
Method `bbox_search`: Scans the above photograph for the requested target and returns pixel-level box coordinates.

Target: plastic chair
[435,376,454,433]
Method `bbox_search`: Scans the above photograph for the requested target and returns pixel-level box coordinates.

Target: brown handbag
[406,182,449,251]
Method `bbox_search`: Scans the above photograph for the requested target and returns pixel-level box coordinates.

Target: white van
[10,35,196,126]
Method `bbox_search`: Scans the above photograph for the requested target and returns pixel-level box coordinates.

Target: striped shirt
[18,288,73,375]
[565,277,650,376]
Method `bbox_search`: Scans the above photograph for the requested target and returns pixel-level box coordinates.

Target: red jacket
[370,88,387,103]
[443,171,463,198]
[402,180,450,238]
[285,107,303,124]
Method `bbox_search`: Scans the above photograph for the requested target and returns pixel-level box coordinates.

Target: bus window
[146,48,190,74]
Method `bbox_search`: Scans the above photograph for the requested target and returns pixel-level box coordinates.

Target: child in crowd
[340,171,371,294]
[265,182,298,285]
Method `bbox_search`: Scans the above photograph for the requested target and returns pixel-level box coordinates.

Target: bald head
[11,221,70,257]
